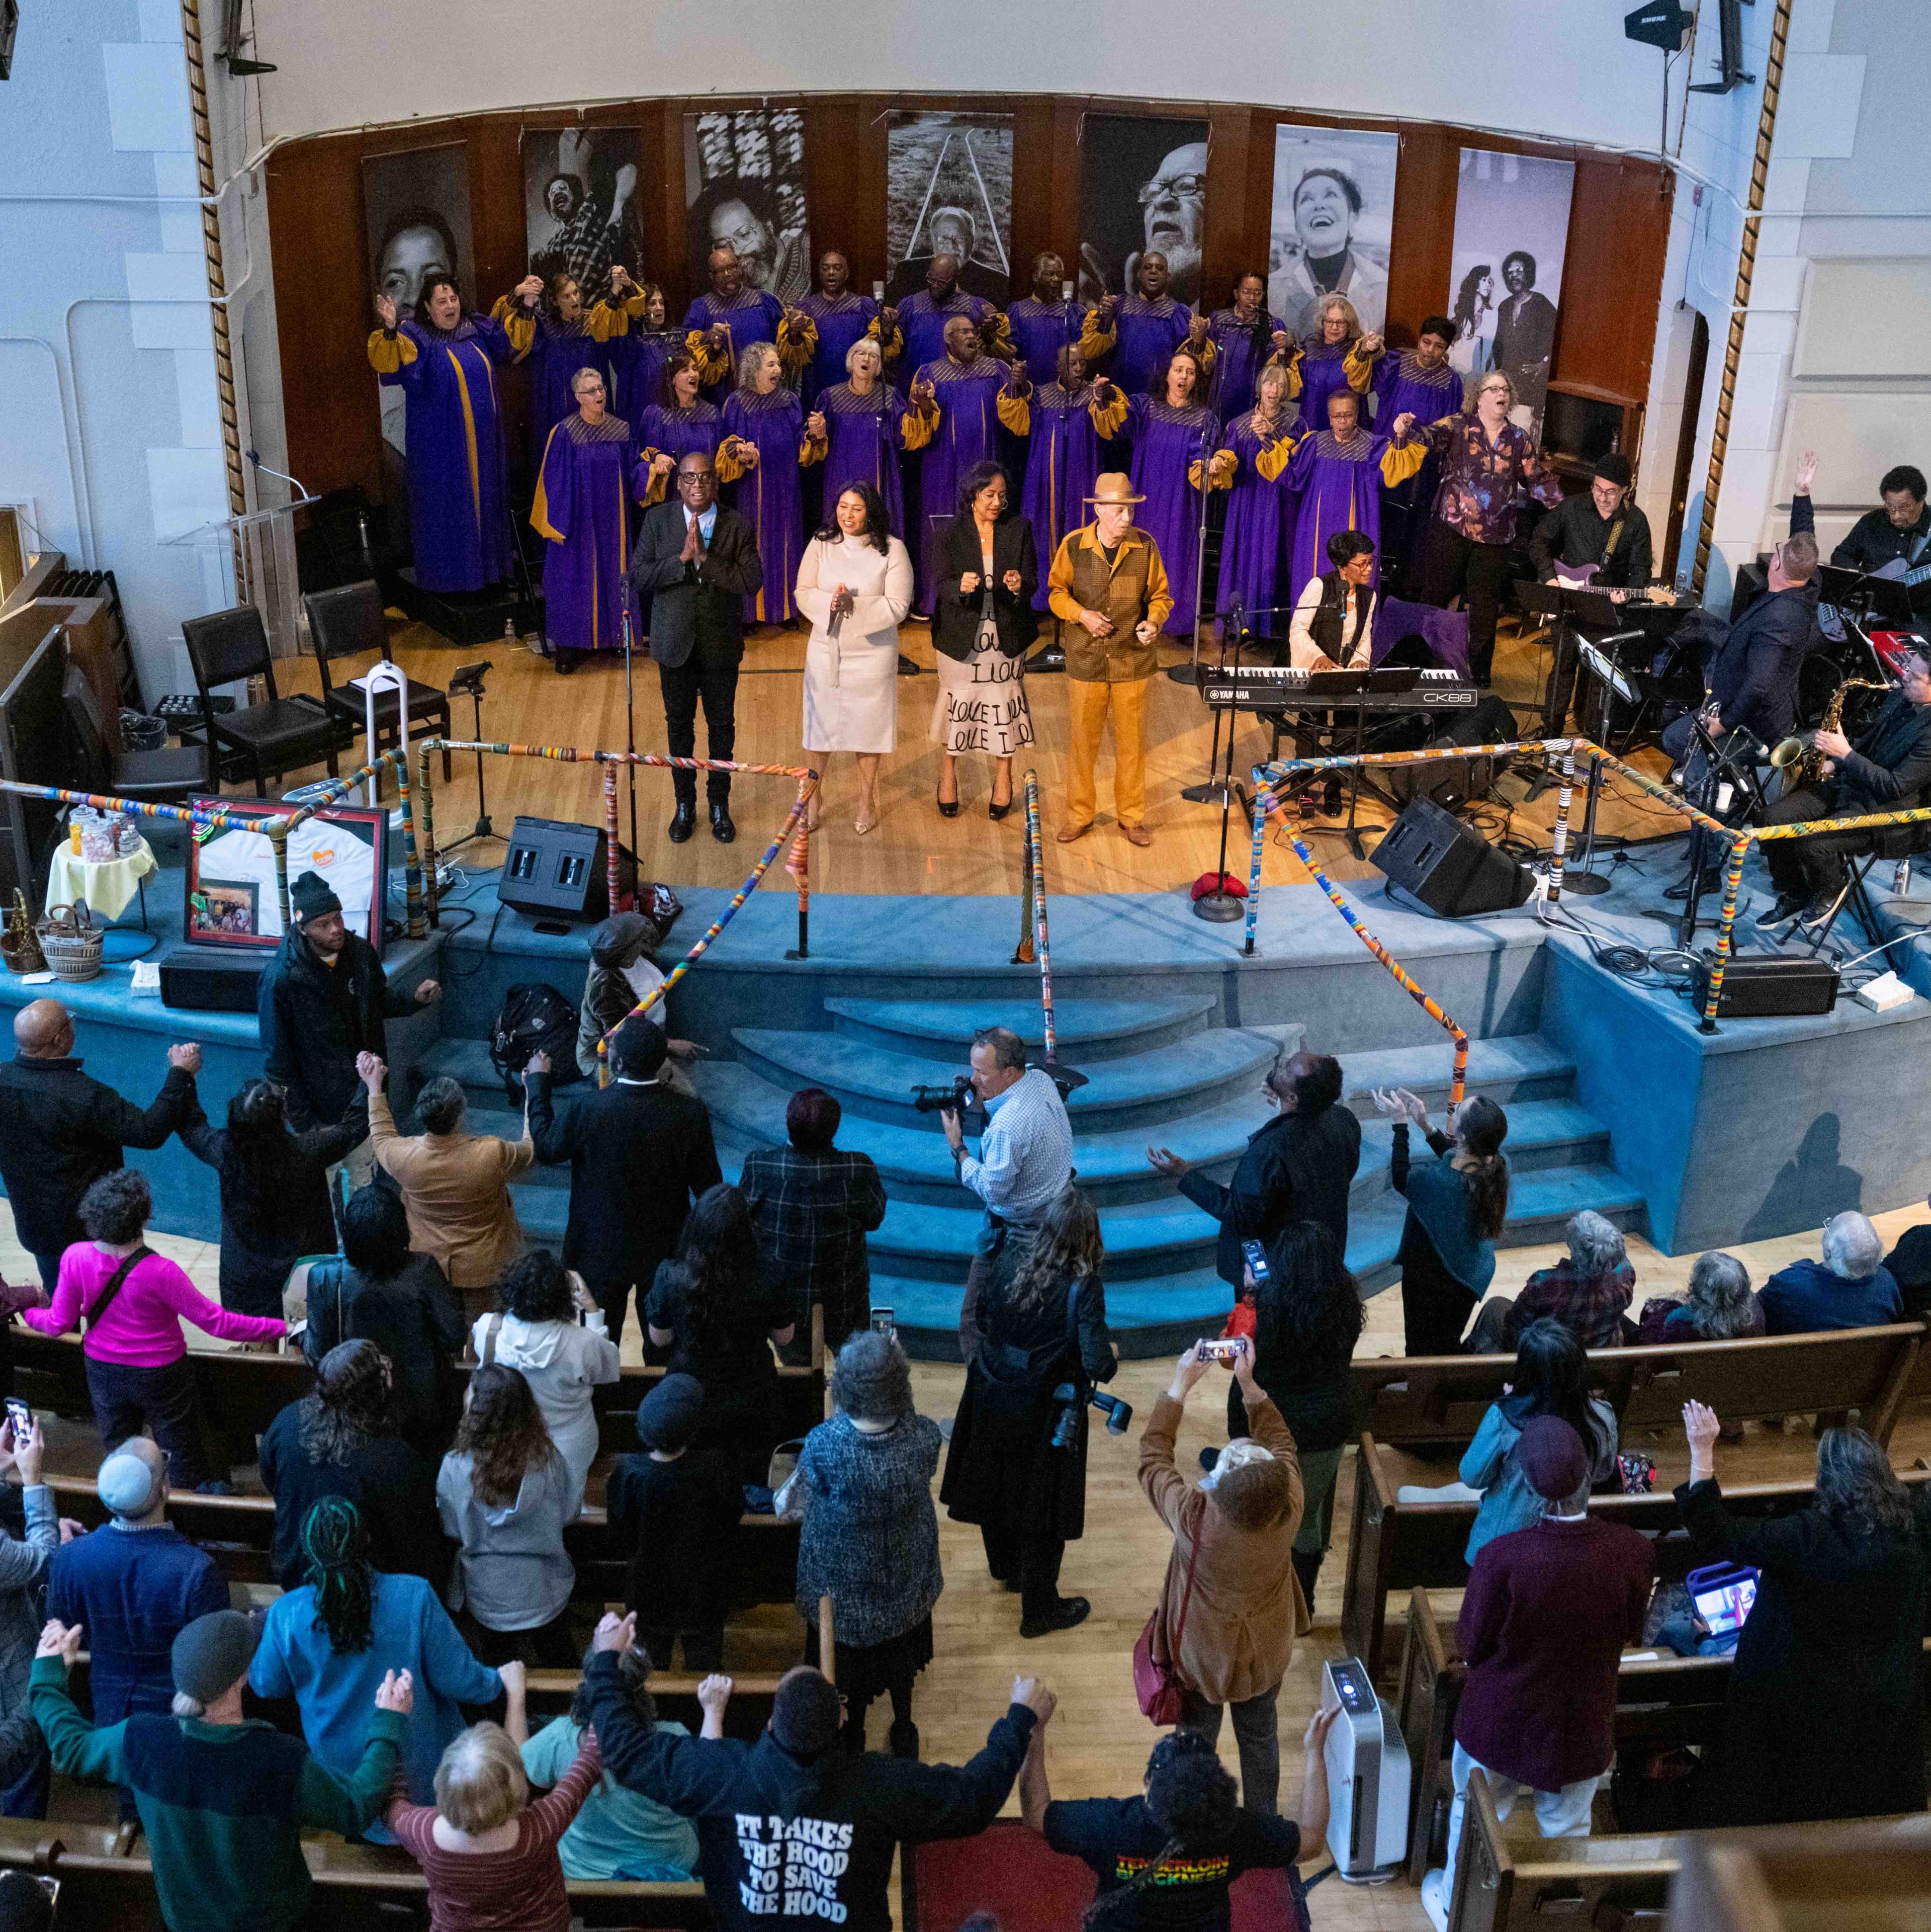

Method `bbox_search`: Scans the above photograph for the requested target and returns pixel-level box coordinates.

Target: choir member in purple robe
[889,255,1012,380]
[1286,295,1377,435]
[1206,274,1291,421]
[1364,315,1466,590]
[721,342,812,629]
[796,250,896,400]
[638,353,725,507]
[497,263,646,476]
[1080,252,1214,398]
[609,282,681,422]
[530,366,646,673]
[682,245,810,395]
[1022,344,1127,613]
[367,273,522,593]
[908,315,1031,615]
[1107,345,1226,639]
[1006,252,1092,390]
[1215,358,1304,623]
[807,337,916,538]
[1283,389,1425,606]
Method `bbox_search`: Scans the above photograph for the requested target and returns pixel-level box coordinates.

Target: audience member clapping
[520,1643,700,1883]
[252,1496,511,1845]
[605,1374,740,1672]
[1677,1401,1931,1827]
[797,1329,942,1755]
[1759,1211,1901,1334]
[438,1364,578,1667]
[24,1168,286,1490]
[645,1184,796,1482]
[1467,1210,1634,1353]
[303,1184,466,1455]
[475,1250,621,1519]
[1637,1251,1763,1344]
[258,1337,447,1593]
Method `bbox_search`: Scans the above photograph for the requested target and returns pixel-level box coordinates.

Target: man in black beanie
[585,1611,1055,1932]
[257,871,442,1178]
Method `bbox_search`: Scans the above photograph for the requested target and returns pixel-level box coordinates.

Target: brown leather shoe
[1056,821,1092,844]
[1121,823,1152,847]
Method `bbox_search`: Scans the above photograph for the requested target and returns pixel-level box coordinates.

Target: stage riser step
[822,994,1222,1065]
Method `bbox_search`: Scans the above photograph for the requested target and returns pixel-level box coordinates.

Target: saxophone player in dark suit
[628,448,764,845]
[1759,643,1931,931]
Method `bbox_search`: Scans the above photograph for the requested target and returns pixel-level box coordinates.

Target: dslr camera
[911,1074,975,1115]
[1049,1383,1133,1450]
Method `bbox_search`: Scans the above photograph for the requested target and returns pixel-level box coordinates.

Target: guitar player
[1530,453,1655,732]
[1790,449,1931,624]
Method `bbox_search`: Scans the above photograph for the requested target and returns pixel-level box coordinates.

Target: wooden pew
[1340,1435,1931,1682]
[1345,1322,1924,1452]
[1669,1817,1931,1932]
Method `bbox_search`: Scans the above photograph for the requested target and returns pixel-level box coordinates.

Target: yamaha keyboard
[1199,664,1480,711]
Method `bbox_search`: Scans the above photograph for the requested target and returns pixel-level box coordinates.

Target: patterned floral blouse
[1424,412,1564,548]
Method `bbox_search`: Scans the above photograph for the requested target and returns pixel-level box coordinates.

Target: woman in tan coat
[358,1051,532,1321]
[1139,1338,1307,1814]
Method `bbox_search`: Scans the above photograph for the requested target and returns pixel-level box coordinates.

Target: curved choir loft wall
[265,91,1677,527]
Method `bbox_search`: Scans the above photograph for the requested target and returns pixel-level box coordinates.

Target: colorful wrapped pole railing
[1021,771,1059,1064]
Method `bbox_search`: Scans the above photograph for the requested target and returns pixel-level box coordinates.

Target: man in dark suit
[524,1019,722,1348]
[0,999,199,1292]
[627,448,764,844]
[1147,1047,1362,1284]
[1491,250,1558,415]
[1759,640,1931,929]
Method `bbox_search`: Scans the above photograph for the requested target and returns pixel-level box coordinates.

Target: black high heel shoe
[936,780,960,819]
[988,792,1013,821]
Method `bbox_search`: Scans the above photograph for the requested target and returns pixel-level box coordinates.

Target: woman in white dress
[1448,263,1496,379]
[795,482,914,835]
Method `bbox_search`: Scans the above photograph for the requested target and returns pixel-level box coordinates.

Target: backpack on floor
[489,982,582,1103]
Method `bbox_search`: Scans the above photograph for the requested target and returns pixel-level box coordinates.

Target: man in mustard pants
[1046,473,1174,847]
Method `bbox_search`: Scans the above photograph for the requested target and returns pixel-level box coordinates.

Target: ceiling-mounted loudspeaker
[0,0,20,82]
[1624,1,1693,53]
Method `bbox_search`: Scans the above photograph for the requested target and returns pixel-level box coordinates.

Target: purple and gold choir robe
[795,292,897,399]
[1215,408,1303,622]
[610,326,682,421]
[1006,297,1092,389]
[908,354,1029,614]
[1283,427,1426,605]
[530,412,644,653]
[721,387,811,627]
[1022,381,1127,611]
[637,401,724,505]
[1081,295,1214,398]
[1113,395,1224,637]
[1287,336,1377,432]
[495,294,635,474]
[894,290,1010,379]
[816,383,915,537]
[683,289,810,393]
[367,313,518,593]
[1205,309,1288,421]
[1365,350,1467,576]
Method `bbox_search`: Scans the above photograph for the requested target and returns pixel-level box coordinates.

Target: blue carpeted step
[867,1193,1220,1284]
[1349,1099,1610,1196]
[730,1026,1279,1133]
[1338,1033,1574,1118]
[416,1035,512,1098]
[466,1106,566,1186]
[824,994,1219,1063]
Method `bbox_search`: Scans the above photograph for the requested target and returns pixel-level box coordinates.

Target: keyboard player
[1282,530,1377,812]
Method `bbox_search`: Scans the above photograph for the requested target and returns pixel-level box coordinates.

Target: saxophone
[1771,678,1892,789]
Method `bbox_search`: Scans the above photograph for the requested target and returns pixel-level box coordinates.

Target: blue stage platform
[5,817,1928,1357]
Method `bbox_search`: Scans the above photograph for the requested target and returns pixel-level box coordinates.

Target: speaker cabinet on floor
[1689,954,1839,1018]
[498,816,637,922]
[1386,695,1523,810]
[1371,794,1534,917]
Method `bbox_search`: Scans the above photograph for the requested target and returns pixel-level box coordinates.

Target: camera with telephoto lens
[1049,1383,1133,1450]
[911,1075,975,1114]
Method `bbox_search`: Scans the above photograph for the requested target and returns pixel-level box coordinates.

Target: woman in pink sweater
[24,1168,285,1488]
[387,1718,601,1932]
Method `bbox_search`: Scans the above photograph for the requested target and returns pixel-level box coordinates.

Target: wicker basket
[36,903,104,983]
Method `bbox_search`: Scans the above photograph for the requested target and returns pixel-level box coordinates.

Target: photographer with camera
[941,1188,1118,1640]
[940,1027,1074,1367]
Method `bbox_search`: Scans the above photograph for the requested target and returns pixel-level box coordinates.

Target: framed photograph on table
[184,799,389,955]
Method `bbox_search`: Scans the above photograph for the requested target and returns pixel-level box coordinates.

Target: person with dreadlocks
[251,1496,513,1846]
[1022,1721,1335,1932]
[942,1187,1119,1640]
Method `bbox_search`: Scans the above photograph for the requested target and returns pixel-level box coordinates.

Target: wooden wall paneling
[629,107,671,302]
[801,97,876,292]
[657,109,690,314]
[1200,105,1252,313]
[1549,156,1676,406]
[1241,114,1279,294]
[1048,98,1087,275]
[1383,121,1458,348]
[1008,99,1059,296]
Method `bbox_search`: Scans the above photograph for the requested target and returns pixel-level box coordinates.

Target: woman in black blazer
[930,460,1039,820]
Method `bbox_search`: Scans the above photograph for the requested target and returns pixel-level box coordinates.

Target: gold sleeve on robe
[366,328,417,374]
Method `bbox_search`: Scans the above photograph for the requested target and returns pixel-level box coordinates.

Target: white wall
[243,0,1671,151]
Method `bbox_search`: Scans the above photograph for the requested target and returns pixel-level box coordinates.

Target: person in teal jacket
[31,1608,410,1932]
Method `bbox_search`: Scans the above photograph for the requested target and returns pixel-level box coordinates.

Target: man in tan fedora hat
[1046,472,1174,845]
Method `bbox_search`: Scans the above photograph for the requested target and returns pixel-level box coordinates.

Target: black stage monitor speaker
[1689,953,1839,1018]
[1387,695,1522,810]
[498,816,636,923]
[1372,795,1534,918]
[160,946,269,1013]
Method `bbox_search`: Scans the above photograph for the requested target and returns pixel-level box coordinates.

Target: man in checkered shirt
[740,1087,887,1364]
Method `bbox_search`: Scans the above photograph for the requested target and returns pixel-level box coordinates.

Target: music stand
[440,660,497,856]
[1183,609,1250,810]
[1568,630,1645,895]
[1816,563,1914,631]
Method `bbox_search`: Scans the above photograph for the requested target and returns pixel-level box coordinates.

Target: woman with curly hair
[942,1187,1118,1639]
[437,1364,578,1665]
[259,1337,447,1591]
[1022,1720,1334,1932]
[251,1496,510,1843]
[645,1184,794,1481]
